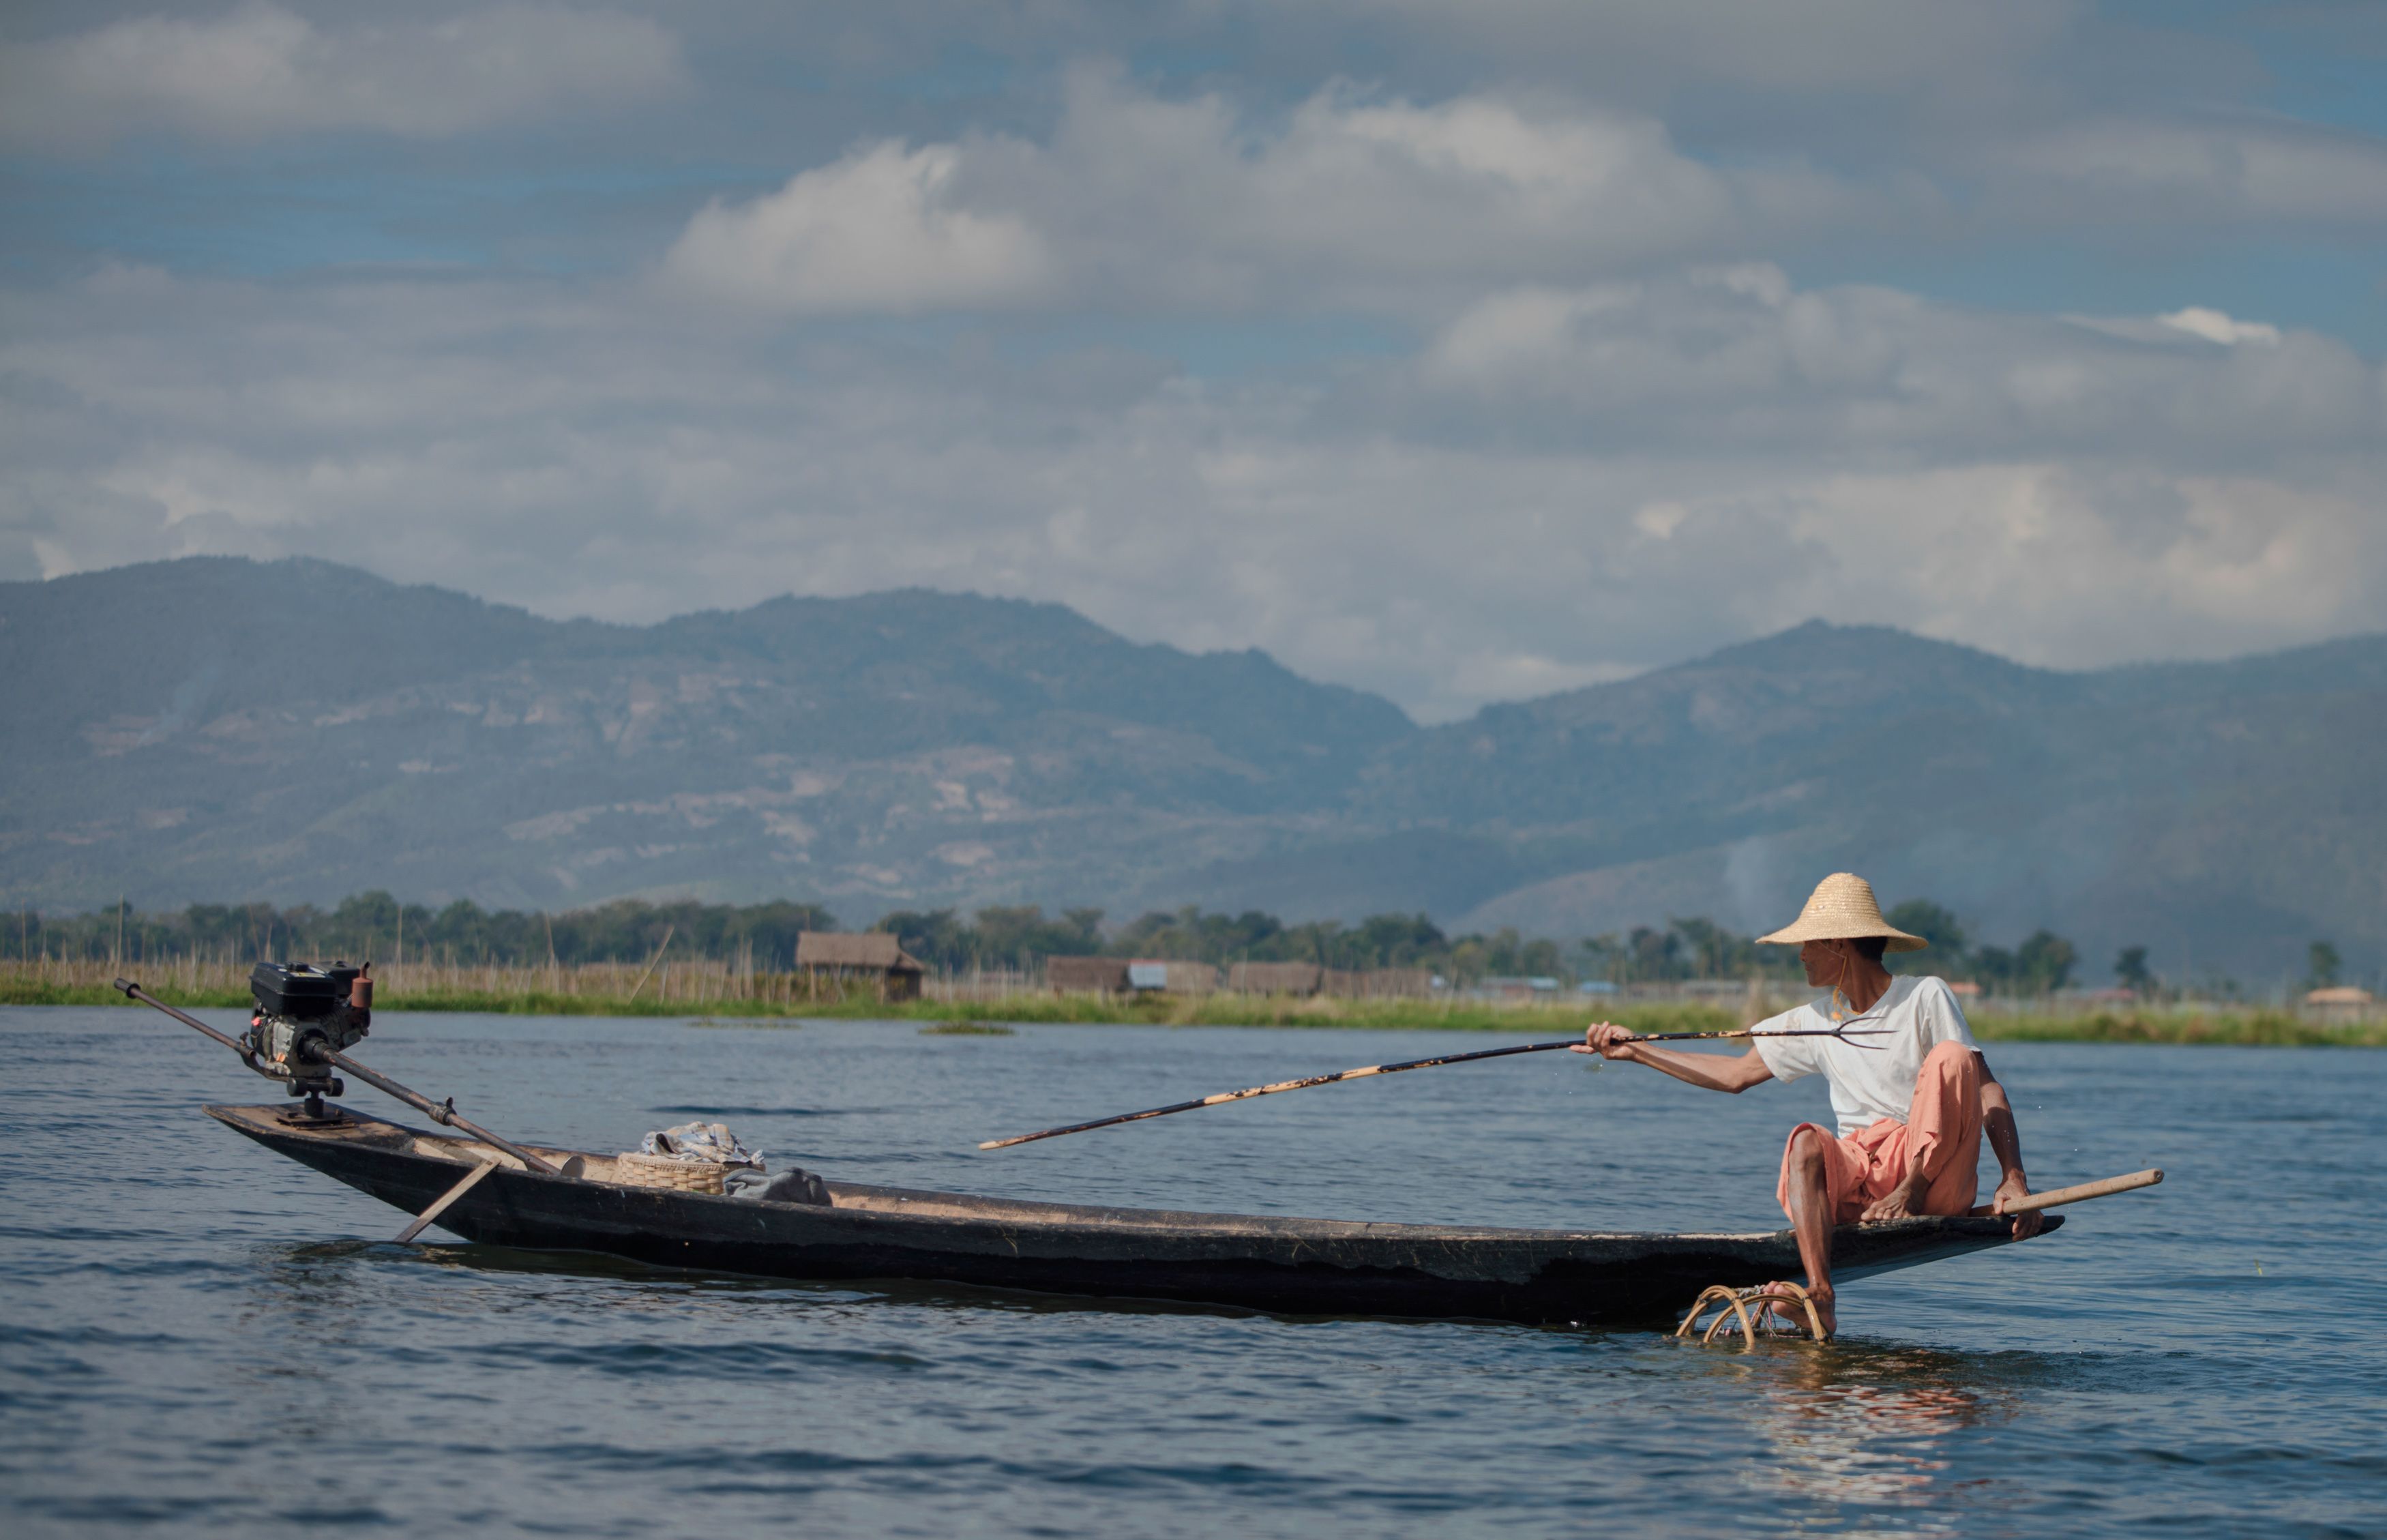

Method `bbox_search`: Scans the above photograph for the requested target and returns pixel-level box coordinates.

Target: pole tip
[112,977,136,996]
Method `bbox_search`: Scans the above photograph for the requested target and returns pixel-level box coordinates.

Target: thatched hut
[1357,968,1436,998]
[1228,961,1323,996]
[1047,956,1131,994]
[796,931,925,1001]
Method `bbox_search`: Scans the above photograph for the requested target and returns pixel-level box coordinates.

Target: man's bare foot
[1860,1174,1927,1224]
[1758,1281,1835,1339]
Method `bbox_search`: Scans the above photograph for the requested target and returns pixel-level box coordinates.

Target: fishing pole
[979,1021,1891,1150]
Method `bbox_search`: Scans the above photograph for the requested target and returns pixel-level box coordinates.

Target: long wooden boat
[209,1102,2059,1325]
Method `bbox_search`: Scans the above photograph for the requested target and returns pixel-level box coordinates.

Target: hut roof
[797,932,924,972]
[1354,967,1434,998]
[2304,986,2375,1005]
[1229,961,1322,994]
[1048,956,1130,991]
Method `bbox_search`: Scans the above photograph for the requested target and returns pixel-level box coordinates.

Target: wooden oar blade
[394,1159,499,1243]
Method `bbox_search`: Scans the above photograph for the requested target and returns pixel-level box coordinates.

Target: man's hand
[1991,1172,2043,1239]
[1571,1021,1641,1061]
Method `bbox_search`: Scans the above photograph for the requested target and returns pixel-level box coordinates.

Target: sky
[1,1,2382,723]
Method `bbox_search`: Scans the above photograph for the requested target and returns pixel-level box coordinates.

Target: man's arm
[1978,1055,2042,1239]
[1572,1022,1775,1093]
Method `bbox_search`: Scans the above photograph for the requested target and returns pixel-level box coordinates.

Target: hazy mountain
[1354,624,2385,989]
[0,557,1410,917]
[3,557,2379,984]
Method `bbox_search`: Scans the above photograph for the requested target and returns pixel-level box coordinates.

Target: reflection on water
[1729,1346,2004,1536]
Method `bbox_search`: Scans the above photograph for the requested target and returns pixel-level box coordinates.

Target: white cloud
[0,2,685,149]
[663,141,1054,315]
[7,5,2386,745]
[1407,267,2381,461]
[659,68,1860,317]
[1773,464,2380,666]
[2159,307,2281,347]
[5,263,2382,723]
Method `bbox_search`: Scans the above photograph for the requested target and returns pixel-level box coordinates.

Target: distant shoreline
[8,975,2379,1047]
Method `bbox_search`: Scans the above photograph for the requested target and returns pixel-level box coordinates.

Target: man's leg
[1902,1041,1984,1213]
[1777,1123,1857,1336]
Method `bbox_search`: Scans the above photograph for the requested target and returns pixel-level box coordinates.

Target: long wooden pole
[979,1024,1890,1150]
[626,923,674,1003]
[1972,1168,2163,1215]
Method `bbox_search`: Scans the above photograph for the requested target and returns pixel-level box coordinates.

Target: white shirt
[1751,975,1981,1138]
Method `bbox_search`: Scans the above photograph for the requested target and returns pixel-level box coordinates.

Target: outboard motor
[246,962,371,1118]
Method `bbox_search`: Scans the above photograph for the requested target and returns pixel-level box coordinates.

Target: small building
[1231,961,1323,996]
[1047,956,1130,994]
[1355,968,1435,999]
[2304,986,2377,1026]
[1478,975,1561,1000]
[795,931,925,1001]
[1948,980,1983,998]
[1129,959,1217,994]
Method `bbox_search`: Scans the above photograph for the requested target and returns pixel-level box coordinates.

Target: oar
[1971,1168,2163,1215]
[394,1161,499,1243]
[979,1023,1889,1150]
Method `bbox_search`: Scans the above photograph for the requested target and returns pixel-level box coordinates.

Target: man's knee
[1923,1039,1977,1082]
[1787,1125,1830,1174]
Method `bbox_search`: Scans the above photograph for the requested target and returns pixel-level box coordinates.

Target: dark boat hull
[207,1104,2057,1325]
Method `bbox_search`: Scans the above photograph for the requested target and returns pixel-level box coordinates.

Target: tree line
[8,893,835,972]
[1869,900,2082,996]
[0,890,2191,997]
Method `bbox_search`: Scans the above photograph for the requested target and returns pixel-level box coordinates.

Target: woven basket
[613,1151,732,1195]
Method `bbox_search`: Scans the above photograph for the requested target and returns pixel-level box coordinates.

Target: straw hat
[1756,873,1927,951]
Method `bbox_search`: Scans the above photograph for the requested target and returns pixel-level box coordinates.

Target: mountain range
[3,557,2379,985]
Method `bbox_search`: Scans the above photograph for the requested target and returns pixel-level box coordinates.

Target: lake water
[3,1007,2382,1537]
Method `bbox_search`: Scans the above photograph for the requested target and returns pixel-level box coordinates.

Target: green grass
[0,979,256,1008]
[8,973,2378,1045]
[0,978,817,1016]
[1969,1008,2386,1048]
[788,993,1747,1035]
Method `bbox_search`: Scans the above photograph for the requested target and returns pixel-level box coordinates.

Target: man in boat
[1576,872,2039,1337]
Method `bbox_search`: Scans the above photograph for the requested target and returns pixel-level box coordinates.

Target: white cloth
[1752,975,1981,1138]
[638,1121,766,1170]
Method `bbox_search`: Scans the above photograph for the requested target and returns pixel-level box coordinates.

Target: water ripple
[3,1013,2382,1538]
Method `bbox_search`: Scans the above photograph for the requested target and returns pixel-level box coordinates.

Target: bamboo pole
[982,1024,1892,1150]
[627,925,674,1003]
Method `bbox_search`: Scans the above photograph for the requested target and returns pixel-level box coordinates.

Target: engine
[247,961,372,1101]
